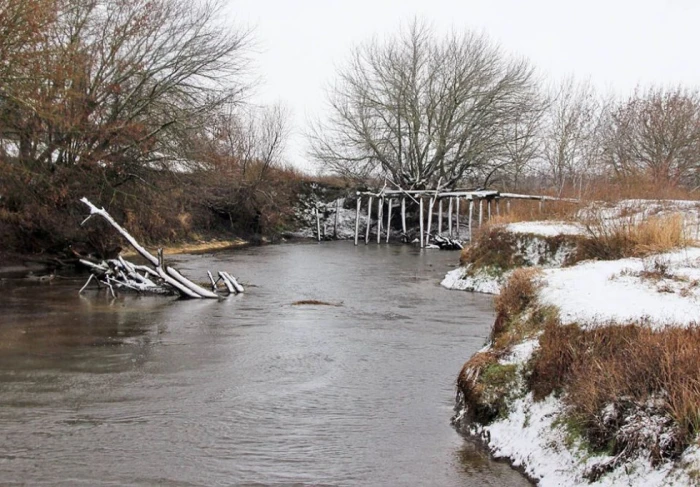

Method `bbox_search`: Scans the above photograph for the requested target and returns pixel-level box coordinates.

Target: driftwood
[433,235,464,250]
[78,198,244,299]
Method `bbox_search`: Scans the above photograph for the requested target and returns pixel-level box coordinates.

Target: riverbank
[444,200,700,486]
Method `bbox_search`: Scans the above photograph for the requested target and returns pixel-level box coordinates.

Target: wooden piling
[377,197,384,244]
[448,198,454,237]
[468,199,474,241]
[365,196,373,244]
[334,199,340,238]
[487,199,492,220]
[479,199,484,227]
[426,197,434,245]
[438,199,443,235]
[354,197,361,246]
[419,198,425,248]
[456,197,461,238]
[386,198,393,243]
[401,198,407,237]
[496,199,500,217]
[315,207,322,242]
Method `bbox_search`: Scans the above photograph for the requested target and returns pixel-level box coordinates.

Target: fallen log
[78,198,244,299]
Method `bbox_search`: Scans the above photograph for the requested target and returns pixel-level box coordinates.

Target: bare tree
[540,77,602,196]
[600,86,700,189]
[309,20,539,189]
[0,0,250,175]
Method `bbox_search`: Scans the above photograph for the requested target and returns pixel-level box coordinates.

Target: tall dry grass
[582,213,688,260]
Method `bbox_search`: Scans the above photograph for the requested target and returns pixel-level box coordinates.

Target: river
[0,241,530,486]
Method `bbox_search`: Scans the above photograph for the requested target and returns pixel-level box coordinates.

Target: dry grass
[489,198,582,224]
[582,213,687,260]
[529,322,700,465]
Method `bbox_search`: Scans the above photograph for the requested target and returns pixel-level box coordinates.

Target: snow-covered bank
[448,201,700,486]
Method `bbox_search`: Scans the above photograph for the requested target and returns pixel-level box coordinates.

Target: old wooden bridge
[331,189,575,248]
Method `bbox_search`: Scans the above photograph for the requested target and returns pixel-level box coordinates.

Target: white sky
[224,0,700,172]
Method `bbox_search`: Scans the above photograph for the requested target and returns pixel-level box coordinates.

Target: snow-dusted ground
[540,247,700,328]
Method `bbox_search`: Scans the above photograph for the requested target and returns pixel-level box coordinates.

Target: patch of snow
[506,221,587,237]
[440,266,504,294]
[539,247,700,328]
[499,339,539,366]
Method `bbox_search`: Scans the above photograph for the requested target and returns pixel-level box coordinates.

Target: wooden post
[377,197,384,244]
[448,198,454,237]
[426,197,434,244]
[487,199,492,221]
[539,197,544,213]
[386,198,393,243]
[365,196,373,244]
[419,197,425,248]
[468,199,474,241]
[479,199,484,227]
[496,199,500,217]
[354,197,361,245]
[507,199,511,214]
[315,206,322,243]
[401,197,407,237]
[456,197,461,238]
[334,199,340,238]
[438,199,443,235]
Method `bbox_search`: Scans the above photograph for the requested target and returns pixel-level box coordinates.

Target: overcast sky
[224,0,700,171]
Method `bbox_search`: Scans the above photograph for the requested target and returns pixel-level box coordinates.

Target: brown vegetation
[582,213,687,260]
[529,322,700,471]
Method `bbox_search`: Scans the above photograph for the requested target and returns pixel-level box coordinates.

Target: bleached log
[221,272,244,294]
[218,271,235,293]
[81,198,159,267]
[79,198,240,299]
[166,266,219,299]
[207,271,218,291]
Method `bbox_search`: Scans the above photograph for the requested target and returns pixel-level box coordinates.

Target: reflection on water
[0,241,531,486]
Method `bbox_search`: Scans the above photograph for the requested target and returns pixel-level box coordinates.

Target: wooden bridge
[343,189,576,248]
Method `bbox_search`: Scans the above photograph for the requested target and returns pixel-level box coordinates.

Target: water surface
[0,241,530,486]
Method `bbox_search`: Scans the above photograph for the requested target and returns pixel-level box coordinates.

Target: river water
[0,241,530,486]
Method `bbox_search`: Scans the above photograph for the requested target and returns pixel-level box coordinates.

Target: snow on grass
[539,247,700,328]
[480,392,696,487]
[464,341,699,487]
